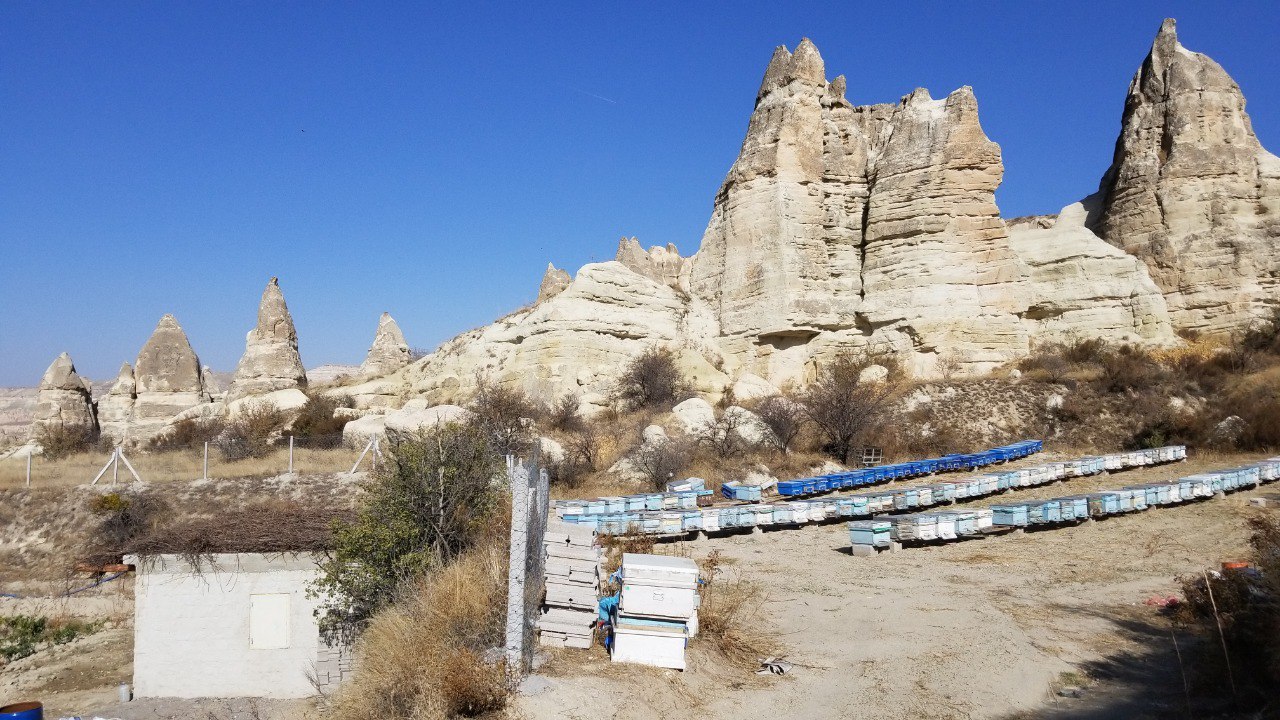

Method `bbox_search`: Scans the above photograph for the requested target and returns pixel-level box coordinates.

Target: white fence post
[504,455,530,673]
[203,441,209,481]
[289,435,295,475]
[26,452,31,488]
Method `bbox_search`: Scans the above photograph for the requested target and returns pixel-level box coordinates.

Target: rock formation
[29,353,97,439]
[691,39,1035,379]
[130,314,209,443]
[1008,198,1173,343]
[97,362,136,444]
[536,264,572,303]
[615,238,689,289]
[228,277,307,401]
[1090,18,1280,335]
[360,313,412,377]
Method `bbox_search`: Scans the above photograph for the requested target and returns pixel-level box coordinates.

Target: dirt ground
[2,453,1272,719]
[517,453,1275,720]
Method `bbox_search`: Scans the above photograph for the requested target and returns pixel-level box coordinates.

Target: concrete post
[504,456,531,673]
[203,442,209,481]
[26,451,31,488]
[288,435,294,475]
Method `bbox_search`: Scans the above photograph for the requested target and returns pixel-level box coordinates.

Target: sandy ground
[517,454,1273,720]
[3,453,1271,719]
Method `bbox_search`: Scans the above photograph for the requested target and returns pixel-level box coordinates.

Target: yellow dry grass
[323,537,511,720]
[0,446,359,489]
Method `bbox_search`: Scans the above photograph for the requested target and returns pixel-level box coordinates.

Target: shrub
[291,391,352,449]
[630,438,693,490]
[324,538,511,720]
[1097,344,1166,393]
[694,550,775,668]
[1173,516,1280,706]
[83,489,172,565]
[467,376,536,457]
[612,346,691,411]
[549,429,601,489]
[215,401,286,461]
[695,411,753,460]
[545,393,585,433]
[148,417,225,453]
[750,394,807,453]
[1,615,102,662]
[34,423,98,460]
[801,351,904,464]
[312,423,503,640]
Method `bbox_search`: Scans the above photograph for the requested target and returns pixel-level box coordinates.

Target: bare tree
[630,439,693,490]
[612,346,692,411]
[801,352,904,464]
[546,392,585,433]
[750,394,807,453]
[466,375,536,456]
[695,411,751,459]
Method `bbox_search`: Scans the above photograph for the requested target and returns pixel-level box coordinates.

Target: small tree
[311,424,503,640]
[549,429,601,489]
[801,352,903,464]
[612,347,691,411]
[630,438,693,490]
[750,394,807,454]
[467,376,535,457]
[148,417,225,453]
[34,423,98,460]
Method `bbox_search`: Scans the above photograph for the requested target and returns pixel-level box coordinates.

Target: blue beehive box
[604,497,626,513]
[624,495,647,512]
[772,505,794,524]
[586,499,607,515]
[991,504,1029,527]
[1057,497,1078,522]
[945,510,978,536]
[682,511,702,532]
[1129,489,1148,511]
[1177,480,1194,500]
[640,515,662,534]
[1040,499,1062,523]
[848,520,892,548]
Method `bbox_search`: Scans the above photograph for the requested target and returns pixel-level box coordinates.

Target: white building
[124,552,350,699]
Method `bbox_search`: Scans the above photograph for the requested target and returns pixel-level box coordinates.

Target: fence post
[288,435,294,476]
[26,451,31,488]
[203,441,209,481]
[112,447,119,485]
[504,456,530,674]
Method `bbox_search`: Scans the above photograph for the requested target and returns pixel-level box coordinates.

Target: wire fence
[0,432,383,489]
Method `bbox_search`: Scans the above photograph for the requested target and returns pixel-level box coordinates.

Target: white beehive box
[621,554,699,587]
[612,617,688,670]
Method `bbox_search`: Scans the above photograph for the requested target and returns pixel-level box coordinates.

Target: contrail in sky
[573,88,618,104]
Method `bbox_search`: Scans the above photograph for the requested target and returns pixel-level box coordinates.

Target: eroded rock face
[616,238,689,290]
[400,261,727,411]
[131,314,209,443]
[1008,199,1174,343]
[228,278,307,401]
[1090,18,1280,335]
[30,353,97,439]
[360,313,412,377]
[98,362,136,444]
[690,39,1034,381]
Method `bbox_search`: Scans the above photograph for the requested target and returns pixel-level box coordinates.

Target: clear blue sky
[2,1,1277,386]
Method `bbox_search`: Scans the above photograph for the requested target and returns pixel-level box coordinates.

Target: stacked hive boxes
[538,519,601,649]
[611,553,700,670]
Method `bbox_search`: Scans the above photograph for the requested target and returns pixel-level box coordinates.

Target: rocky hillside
[18,19,1280,443]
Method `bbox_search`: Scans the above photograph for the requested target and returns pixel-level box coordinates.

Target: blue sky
[2,1,1277,386]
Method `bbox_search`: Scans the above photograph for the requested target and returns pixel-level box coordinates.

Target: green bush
[311,423,503,641]
[1,615,101,662]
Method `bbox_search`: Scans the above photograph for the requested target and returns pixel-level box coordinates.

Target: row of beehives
[555,446,1187,536]
[552,439,1046,519]
[851,457,1280,550]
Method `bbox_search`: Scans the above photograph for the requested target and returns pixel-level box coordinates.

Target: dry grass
[0,446,360,489]
[324,534,511,720]
[694,550,778,669]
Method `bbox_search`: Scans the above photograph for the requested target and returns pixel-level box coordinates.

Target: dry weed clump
[1172,515,1280,708]
[148,417,225,452]
[324,539,511,720]
[33,423,99,461]
[694,550,776,669]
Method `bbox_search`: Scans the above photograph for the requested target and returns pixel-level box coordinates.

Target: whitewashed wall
[126,552,329,699]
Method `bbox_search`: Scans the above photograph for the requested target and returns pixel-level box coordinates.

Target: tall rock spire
[130,313,208,442]
[29,352,97,440]
[1090,18,1280,335]
[360,312,412,377]
[228,277,308,401]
